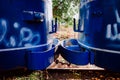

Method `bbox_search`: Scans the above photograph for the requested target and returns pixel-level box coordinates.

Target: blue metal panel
[0,50,26,71]
[0,0,46,49]
[27,46,55,70]
[78,0,120,51]
[76,0,120,72]
[27,39,59,70]
[94,51,120,72]
[60,39,89,65]
[0,0,57,70]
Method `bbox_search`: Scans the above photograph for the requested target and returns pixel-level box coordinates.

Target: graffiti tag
[106,9,120,41]
[0,19,40,48]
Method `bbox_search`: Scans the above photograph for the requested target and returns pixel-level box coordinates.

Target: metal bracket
[49,18,58,34]
[22,10,44,22]
[73,18,84,32]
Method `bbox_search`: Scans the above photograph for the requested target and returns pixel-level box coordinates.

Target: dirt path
[53,26,78,40]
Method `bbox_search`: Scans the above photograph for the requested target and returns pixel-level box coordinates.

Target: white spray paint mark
[0,18,41,48]
[106,24,112,39]
[115,9,120,23]
[106,9,120,41]
[9,36,16,47]
[0,19,7,42]
[13,22,19,29]
[106,23,120,41]
[19,27,33,46]
[19,27,40,47]
[80,0,94,8]
[30,33,40,45]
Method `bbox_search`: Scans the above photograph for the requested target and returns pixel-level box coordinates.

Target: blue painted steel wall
[0,0,55,70]
[77,0,120,72]
[0,0,47,49]
[78,0,120,51]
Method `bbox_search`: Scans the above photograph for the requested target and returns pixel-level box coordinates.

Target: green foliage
[53,0,80,25]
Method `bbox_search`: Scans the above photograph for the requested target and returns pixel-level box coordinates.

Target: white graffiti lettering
[106,9,120,41]
[9,36,16,47]
[115,9,120,23]
[0,19,41,48]
[19,27,33,46]
[30,34,40,45]
[0,19,7,42]
[106,23,119,41]
[80,0,95,8]
[13,22,20,29]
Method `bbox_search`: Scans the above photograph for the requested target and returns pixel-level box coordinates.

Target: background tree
[52,0,80,26]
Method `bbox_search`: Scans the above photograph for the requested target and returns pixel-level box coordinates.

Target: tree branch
[53,1,64,11]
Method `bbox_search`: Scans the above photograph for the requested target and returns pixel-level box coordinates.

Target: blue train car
[73,0,120,72]
[0,0,58,71]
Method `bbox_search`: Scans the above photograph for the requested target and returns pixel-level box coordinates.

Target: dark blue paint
[27,39,59,70]
[89,51,94,64]
[0,50,26,71]
[75,0,120,72]
[0,0,58,71]
[27,46,54,70]
[77,0,120,51]
[60,39,89,65]
[0,0,46,48]
[95,51,120,72]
